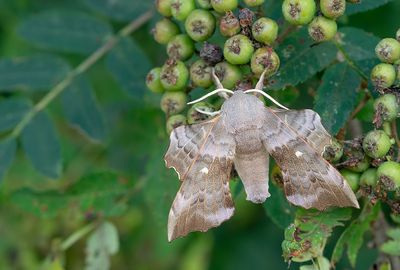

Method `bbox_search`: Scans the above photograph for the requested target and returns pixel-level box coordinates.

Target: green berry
[377,161,400,190]
[196,0,212,9]
[375,38,400,64]
[160,59,189,91]
[371,63,396,89]
[156,0,172,17]
[153,19,180,44]
[187,102,215,124]
[167,34,195,61]
[244,0,265,7]
[146,67,165,93]
[251,47,280,77]
[345,154,370,173]
[252,17,279,45]
[282,0,316,25]
[160,92,187,115]
[211,0,238,13]
[360,168,378,187]
[171,0,196,21]
[323,139,343,163]
[185,9,216,42]
[308,16,337,42]
[219,11,241,37]
[363,130,392,159]
[214,62,242,89]
[374,94,399,122]
[340,169,360,192]
[166,114,187,134]
[320,0,346,19]
[190,59,213,88]
[223,34,254,65]
[153,18,179,44]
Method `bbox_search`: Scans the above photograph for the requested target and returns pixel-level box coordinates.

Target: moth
[164,70,359,242]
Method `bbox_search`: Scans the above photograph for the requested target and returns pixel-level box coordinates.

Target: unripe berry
[323,139,343,163]
[199,42,223,65]
[190,59,213,88]
[252,17,279,45]
[171,0,196,21]
[187,102,215,124]
[282,0,316,25]
[308,16,337,43]
[185,9,216,42]
[244,0,265,7]
[156,0,173,17]
[167,34,195,61]
[146,67,165,93]
[160,59,189,91]
[320,0,346,19]
[371,63,396,89]
[166,114,187,134]
[161,92,187,115]
[211,0,238,13]
[340,169,360,192]
[214,62,242,89]
[377,161,400,190]
[345,154,370,173]
[219,11,241,37]
[251,47,280,77]
[374,94,399,123]
[360,168,378,187]
[223,34,254,65]
[375,38,400,64]
[363,130,392,159]
[196,0,212,9]
[153,19,180,44]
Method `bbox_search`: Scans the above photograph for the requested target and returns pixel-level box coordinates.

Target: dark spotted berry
[371,63,396,89]
[153,19,180,44]
[214,62,242,89]
[375,38,400,64]
[160,59,189,91]
[156,0,173,17]
[219,11,241,37]
[171,0,196,21]
[161,92,187,115]
[211,0,238,13]
[308,16,337,42]
[190,59,213,88]
[223,34,254,65]
[323,139,343,163]
[187,102,215,124]
[252,17,279,45]
[167,34,195,61]
[282,0,316,25]
[146,67,165,93]
[251,47,280,77]
[377,161,400,190]
[374,94,399,123]
[362,130,392,159]
[320,0,346,19]
[166,114,187,134]
[199,42,223,65]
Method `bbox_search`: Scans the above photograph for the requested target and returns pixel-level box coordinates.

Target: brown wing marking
[165,117,236,241]
[262,108,359,210]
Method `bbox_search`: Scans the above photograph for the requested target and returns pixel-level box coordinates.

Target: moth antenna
[244,89,289,110]
[212,68,224,90]
[187,88,234,105]
[255,69,267,90]
[195,108,221,117]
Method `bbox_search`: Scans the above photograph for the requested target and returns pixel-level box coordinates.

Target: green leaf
[0,55,70,91]
[18,10,112,55]
[380,228,400,256]
[338,27,380,61]
[282,208,352,261]
[84,0,152,22]
[85,221,119,270]
[0,138,17,181]
[21,111,62,178]
[0,97,32,132]
[267,28,337,90]
[331,203,380,267]
[11,188,68,218]
[314,63,361,134]
[346,0,393,15]
[106,37,151,98]
[263,183,296,229]
[62,76,105,142]
[11,172,132,218]
[68,172,130,217]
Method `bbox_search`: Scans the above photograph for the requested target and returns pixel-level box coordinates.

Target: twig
[9,9,154,139]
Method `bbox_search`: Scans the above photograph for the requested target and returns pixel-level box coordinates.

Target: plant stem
[334,40,369,81]
[9,9,154,139]
[60,222,97,251]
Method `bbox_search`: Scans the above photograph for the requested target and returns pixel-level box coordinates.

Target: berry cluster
[282,0,355,43]
[147,0,282,133]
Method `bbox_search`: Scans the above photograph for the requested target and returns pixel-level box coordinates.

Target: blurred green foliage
[0,0,399,269]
